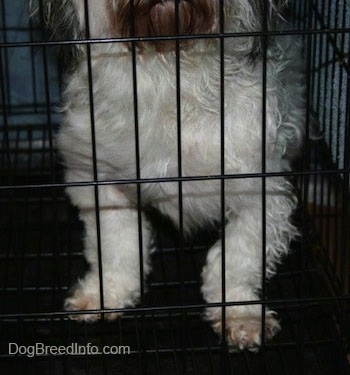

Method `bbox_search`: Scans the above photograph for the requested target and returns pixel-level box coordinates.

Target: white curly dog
[35,0,305,350]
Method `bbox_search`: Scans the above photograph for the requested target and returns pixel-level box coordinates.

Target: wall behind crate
[302,0,350,295]
[311,0,349,170]
[1,0,60,130]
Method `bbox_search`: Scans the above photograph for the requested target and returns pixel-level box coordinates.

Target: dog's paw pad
[214,312,281,351]
[64,295,100,322]
[64,290,121,322]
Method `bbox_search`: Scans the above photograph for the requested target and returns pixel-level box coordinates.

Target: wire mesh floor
[1,126,349,374]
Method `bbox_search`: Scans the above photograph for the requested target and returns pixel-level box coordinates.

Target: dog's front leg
[201,181,296,350]
[63,170,153,322]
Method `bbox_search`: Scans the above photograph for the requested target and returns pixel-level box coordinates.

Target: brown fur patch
[108,0,219,51]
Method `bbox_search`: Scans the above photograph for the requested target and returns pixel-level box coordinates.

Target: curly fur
[32,0,305,350]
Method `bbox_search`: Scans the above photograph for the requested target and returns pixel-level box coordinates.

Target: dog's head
[34,0,287,54]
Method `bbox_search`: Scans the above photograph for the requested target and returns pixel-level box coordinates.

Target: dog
[34,0,305,350]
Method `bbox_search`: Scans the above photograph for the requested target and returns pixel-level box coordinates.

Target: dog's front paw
[64,283,121,322]
[213,311,281,352]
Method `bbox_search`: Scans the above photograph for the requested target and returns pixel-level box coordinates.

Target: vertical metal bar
[174,2,188,368]
[260,0,270,351]
[324,0,339,269]
[37,0,62,311]
[129,2,146,373]
[29,8,40,114]
[0,14,17,319]
[1,0,12,116]
[219,0,226,357]
[0,41,11,174]
[311,0,326,239]
[337,0,348,292]
[129,0,145,306]
[82,0,105,323]
[37,0,56,182]
[174,0,184,286]
[299,0,315,372]
[0,5,21,326]
[341,73,350,295]
[0,0,11,178]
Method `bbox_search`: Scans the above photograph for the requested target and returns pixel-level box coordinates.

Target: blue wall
[1,0,61,129]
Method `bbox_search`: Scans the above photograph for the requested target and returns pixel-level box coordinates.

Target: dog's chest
[67,48,263,181]
[94,51,224,179]
[137,86,222,179]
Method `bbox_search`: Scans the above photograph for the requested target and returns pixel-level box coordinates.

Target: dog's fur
[33,0,305,350]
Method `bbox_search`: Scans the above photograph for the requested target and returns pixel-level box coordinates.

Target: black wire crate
[1,1,349,374]
[0,170,348,374]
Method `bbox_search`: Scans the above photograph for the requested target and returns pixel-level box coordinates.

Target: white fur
[38,0,305,350]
